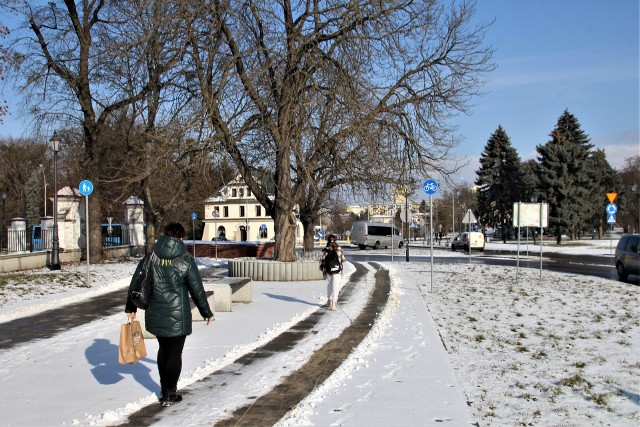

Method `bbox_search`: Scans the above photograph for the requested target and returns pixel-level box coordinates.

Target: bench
[216,277,252,303]
[203,282,232,312]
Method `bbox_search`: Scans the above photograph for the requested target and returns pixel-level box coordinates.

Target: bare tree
[9,1,154,261]
[181,0,493,261]
[9,1,220,256]
[97,1,222,250]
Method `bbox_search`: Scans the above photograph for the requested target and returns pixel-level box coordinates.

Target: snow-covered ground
[0,239,638,426]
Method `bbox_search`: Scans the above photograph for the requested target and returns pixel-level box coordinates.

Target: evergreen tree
[475,126,522,240]
[520,159,539,202]
[536,110,594,243]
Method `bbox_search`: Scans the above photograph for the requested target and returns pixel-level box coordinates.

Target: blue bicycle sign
[423,179,438,195]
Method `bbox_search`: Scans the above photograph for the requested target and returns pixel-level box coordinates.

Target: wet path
[0,287,127,349]
[0,267,228,350]
[122,262,390,426]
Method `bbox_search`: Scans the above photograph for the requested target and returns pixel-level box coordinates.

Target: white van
[351,221,403,249]
[451,231,485,252]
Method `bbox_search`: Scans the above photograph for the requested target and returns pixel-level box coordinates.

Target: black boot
[161,390,182,407]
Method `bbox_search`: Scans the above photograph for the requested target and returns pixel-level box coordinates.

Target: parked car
[451,232,485,252]
[211,236,229,242]
[614,234,640,280]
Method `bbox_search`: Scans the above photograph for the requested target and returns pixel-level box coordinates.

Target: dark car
[615,234,640,280]
[212,236,229,242]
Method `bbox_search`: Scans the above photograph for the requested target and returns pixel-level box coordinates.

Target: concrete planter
[228,258,323,281]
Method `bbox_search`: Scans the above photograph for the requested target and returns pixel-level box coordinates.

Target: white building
[201,174,303,244]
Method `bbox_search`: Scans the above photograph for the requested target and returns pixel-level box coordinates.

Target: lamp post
[633,182,639,234]
[2,191,6,226]
[50,132,61,270]
[451,188,455,236]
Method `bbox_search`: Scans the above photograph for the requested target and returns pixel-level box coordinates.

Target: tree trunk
[88,187,103,263]
[274,207,296,261]
[301,217,317,254]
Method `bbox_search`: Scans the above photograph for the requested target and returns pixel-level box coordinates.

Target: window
[232,188,237,197]
[256,205,262,217]
[223,206,229,217]
[213,207,220,218]
[247,189,252,197]
[240,206,245,217]
[239,188,244,197]
[259,224,268,238]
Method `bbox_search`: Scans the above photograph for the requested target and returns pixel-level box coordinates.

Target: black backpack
[323,248,342,275]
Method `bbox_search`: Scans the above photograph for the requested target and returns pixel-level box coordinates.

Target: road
[343,245,640,285]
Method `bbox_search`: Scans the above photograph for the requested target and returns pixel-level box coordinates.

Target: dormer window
[239,188,244,197]
[232,188,237,197]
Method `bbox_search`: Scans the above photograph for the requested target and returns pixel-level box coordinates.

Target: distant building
[202,174,303,244]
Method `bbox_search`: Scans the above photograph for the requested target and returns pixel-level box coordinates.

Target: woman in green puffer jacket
[125,223,213,406]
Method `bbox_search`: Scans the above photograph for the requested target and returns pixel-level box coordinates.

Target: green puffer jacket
[125,236,213,337]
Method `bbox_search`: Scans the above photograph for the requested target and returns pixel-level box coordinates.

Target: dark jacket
[125,236,213,337]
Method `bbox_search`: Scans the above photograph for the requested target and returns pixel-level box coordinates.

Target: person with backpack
[320,235,346,310]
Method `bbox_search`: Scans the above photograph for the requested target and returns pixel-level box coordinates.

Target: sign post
[78,180,93,287]
[191,212,197,257]
[513,202,549,280]
[423,179,438,292]
[461,209,477,263]
[606,203,617,254]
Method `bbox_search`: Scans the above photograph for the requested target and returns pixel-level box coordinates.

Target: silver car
[615,234,640,280]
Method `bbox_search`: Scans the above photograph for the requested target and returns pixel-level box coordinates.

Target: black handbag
[131,255,153,309]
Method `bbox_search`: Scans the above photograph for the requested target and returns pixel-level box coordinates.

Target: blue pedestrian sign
[423,179,438,195]
[606,203,617,214]
[607,213,616,224]
[191,212,197,220]
[78,180,93,196]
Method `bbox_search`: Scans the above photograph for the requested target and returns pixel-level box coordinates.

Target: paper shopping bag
[130,320,147,360]
[118,321,136,364]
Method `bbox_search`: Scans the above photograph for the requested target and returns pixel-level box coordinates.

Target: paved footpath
[0,261,474,426]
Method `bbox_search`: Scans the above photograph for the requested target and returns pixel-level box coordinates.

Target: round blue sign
[78,180,93,196]
[423,179,438,195]
[606,203,617,214]
[191,212,197,220]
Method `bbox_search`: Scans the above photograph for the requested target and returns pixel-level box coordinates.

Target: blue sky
[1,1,638,189]
[450,0,639,185]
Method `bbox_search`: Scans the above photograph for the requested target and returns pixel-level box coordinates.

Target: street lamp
[2,191,6,226]
[632,182,639,234]
[50,132,61,270]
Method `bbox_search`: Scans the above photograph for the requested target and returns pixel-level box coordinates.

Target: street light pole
[633,182,639,234]
[452,188,455,236]
[2,191,6,226]
[50,132,61,270]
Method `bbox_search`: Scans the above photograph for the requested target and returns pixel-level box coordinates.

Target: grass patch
[560,373,584,388]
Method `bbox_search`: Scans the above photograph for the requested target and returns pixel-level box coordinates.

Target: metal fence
[102,226,132,247]
[0,228,54,254]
